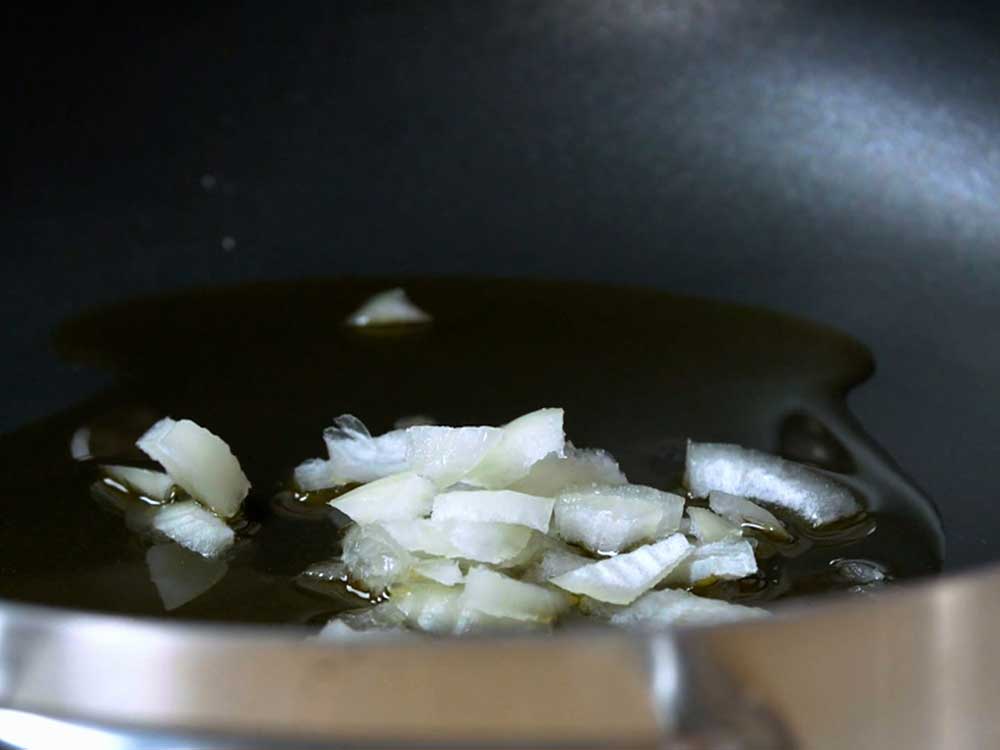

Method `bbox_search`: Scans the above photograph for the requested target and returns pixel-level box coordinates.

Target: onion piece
[341,523,414,594]
[380,519,533,565]
[608,589,769,628]
[464,408,565,489]
[102,465,173,503]
[686,507,741,544]
[664,539,758,586]
[405,425,503,487]
[146,543,228,611]
[319,604,410,640]
[523,545,594,584]
[431,490,555,533]
[295,416,409,490]
[70,427,91,461]
[461,567,570,623]
[509,443,627,496]
[329,472,436,524]
[148,500,235,559]
[553,484,684,554]
[709,490,791,540]
[410,558,464,586]
[136,418,250,518]
[345,288,432,327]
[685,441,860,526]
[392,583,466,634]
[550,534,691,605]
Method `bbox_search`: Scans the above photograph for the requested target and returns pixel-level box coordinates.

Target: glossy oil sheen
[0,279,944,624]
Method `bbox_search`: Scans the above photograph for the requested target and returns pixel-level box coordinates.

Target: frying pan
[4,1,1000,747]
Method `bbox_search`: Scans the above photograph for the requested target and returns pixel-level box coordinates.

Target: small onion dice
[510,443,627,496]
[345,288,432,327]
[664,539,758,586]
[709,491,790,540]
[148,500,235,559]
[431,490,555,533]
[329,472,436,524]
[554,484,684,554]
[464,408,566,489]
[461,567,570,623]
[609,589,769,627]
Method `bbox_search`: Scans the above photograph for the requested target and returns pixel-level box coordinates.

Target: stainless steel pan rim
[0,560,997,749]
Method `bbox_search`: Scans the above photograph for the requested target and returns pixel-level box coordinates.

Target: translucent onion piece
[146,543,228,611]
[431,490,555,533]
[609,589,769,628]
[345,288,432,327]
[461,567,570,623]
[392,583,466,634]
[70,427,91,461]
[524,546,594,584]
[148,500,235,559]
[102,465,173,503]
[319,604,410,640]
[341,523,414,593]
[329,472,436,524]
[380,519,533,564]
[554,485,684,554]
[664,539,758,586]
[299,560,348,582]
[136,418,250,518]
[685,441,860,526]
[509,443,627,496]
[709,491,791,540]
[405,425,503,487]
[550,534,692,605]
[295,415,409,490]
[464,408,565,489]
[686,507,741,544]
[410,558,464,586]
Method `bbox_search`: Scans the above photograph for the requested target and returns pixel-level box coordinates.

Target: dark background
[5,1,1000,569]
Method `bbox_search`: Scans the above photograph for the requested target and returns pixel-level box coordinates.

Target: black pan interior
[5,1,1000,571]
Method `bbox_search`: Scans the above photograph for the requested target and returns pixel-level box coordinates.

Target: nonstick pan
[4,1,1000,748]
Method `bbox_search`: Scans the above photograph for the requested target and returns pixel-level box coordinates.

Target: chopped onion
[136,418,250,518]
[431,490,555,533]
[102,465,173,503]
[329,472,436,524]
[709,490,791,540]
[550,534,691,605]
[295,416,409,490]
[608,589,769,628]
[146,543,228,611]
[380,519,533,564]
[319,604,410,640]
[685,441,859,526]
[410,558,464,586]
[70,427,91,461]
[509,443,627,496]
[405,425,503,487]
[664,539,758,586]
[686,507,741,544]
[461,567,570,623]
[392,583,466,634]
[148,500,235,558]
[345,288,432,327]
[464,408,565,488]
[553,484,684,554]
[341,523,414,593]
[523,545,594,584]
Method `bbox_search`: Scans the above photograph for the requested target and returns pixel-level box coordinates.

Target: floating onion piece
[148,500,234,559]
[550,534,691,605]
[341,523,414,593]
[685,441,859,526]
[392,583,466,634]
[319,604,410,640]
[146,543,228,611]
[405,425,503,487]
[461,567,570,623]
[102,465,173,503]
[329,472,436,524]
[608,589,769,627]
[345,288,432,327]
[380,519,534,564]
[509,443,627,496]
[464,408,565,488]
[410,558,464,586]
[709,490,791,540]
[686,507,741,544]
[70,427,91,461]
[553,484,683,554]
[136,418,250,518]
[431,490,555,533]
[664,539,758,586]
[523,545,594,584]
